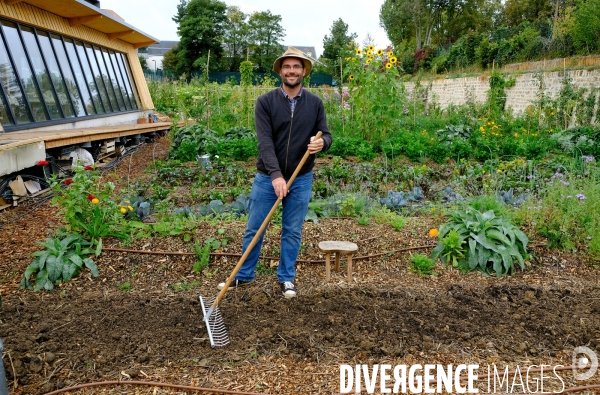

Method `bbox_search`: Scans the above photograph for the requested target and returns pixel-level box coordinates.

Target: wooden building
[0,0,169,177]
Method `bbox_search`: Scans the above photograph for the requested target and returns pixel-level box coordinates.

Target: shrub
[21,233,99,291]
[431,207,529,277]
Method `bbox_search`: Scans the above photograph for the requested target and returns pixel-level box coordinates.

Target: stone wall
[405,66,600,116]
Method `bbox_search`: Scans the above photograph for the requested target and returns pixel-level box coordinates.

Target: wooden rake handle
[211,131,323,308]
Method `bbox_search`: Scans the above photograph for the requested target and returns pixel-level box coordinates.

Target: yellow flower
[376,49,384,56]
[91,198,99,204]
[367,45,374,52]
[349,74,355,81]
[120,207,127,214]
[355,48,362,55]
[430,137,435,141]
[366,50,373,57]
[491,121,495,125]
[479,126,484,132]
[514,133,518,138]
[385,62,392,69]
[388,51,394,57]
[124,200,130,204]
[389,56,397,64]
[366,58,372,64]
[345,57,351,61]
[429,228,439,237]
[128,206,134,211]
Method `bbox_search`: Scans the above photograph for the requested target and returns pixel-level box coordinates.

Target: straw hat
[273,46,313,75]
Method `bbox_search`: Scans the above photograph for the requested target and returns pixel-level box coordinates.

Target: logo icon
[572,346,598,381]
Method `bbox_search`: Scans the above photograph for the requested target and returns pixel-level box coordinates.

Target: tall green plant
[431,207,529,277]
[344,47,406,141]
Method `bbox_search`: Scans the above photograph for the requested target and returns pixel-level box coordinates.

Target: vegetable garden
[1,51,600,394]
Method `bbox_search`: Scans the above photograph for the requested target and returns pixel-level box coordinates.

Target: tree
[172,0,188,24]
[322,18,357,75]
[504,0,553,26]
[138,55,149,72]
[174,0,227,75]
[161,46,180,74]
[221,6,249,72]
[572,0,600,53]
[247,10,285,72]
[380,0,418,47]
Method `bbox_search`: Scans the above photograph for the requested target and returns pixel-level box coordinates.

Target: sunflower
[366,50,373,57]
[385,62,392,69]
[376,48,384,56]
[355,48,362,55]
[367,45,374,52]
[349,74,355,81]
[389,56,398,64]
[388,51,394,58]
[366,58,372,64]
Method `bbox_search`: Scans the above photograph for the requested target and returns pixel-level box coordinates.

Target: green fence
[144,70,333,86]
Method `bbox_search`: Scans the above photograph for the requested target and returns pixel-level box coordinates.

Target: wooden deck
[0,122,172,151]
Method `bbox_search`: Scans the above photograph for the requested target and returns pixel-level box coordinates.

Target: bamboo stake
[340,56,344,134]
[206,50,211,130]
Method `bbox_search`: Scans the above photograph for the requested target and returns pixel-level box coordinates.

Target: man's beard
[283,74,303,88]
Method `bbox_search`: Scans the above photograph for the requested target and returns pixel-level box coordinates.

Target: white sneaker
[280,281,297,299]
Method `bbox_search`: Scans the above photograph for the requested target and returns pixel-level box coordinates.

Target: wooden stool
[318,241,358,283]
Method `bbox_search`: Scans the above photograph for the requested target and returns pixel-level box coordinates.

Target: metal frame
[29,26,66,119]
[0,33,17,126]
[61,36,96,115]
[0,20,35,123]
[14,21,52,121]
[97,46,123,111]
[101,47,126,111]
[36,29,77,118]
[108,49,133,110]
[0,15,141,131]
[118,52,140,109]
[84,42,112,113]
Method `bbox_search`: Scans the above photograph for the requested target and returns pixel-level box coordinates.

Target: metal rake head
[199,295,230,347]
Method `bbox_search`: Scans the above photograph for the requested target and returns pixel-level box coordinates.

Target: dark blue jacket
[255,87,332,180]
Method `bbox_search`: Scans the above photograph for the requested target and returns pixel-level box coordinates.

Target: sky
[100,0,390,58]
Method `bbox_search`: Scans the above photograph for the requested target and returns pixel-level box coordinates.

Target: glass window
[84,42,111,112]
[109,50,132,110]
[37,31,76,118]
[2,21,48,122]
[102,48,126,110]
[0,31,29,124]
[0,17,139,127]
[20,26,62,119]
[61,37,95,115]
[73,40,104,113]
[117,52,138,109]
[93,45,119,111]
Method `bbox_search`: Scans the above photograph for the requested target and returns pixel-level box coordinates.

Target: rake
[200,132,323,347]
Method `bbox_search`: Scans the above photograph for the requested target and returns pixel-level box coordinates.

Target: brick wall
[405,67,600,116]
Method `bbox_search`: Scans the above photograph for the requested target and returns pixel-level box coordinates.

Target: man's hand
[272,177,287,199]
[307,136,324,154]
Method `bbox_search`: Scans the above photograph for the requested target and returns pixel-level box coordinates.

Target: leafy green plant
[117,282,131,292]
[49,165,131,252]
[431,207,529,277]
[21,233,100,291]
[410,253,436,275]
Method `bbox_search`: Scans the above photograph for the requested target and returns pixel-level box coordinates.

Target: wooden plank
[5,0,24,5]
[0,204,11,212]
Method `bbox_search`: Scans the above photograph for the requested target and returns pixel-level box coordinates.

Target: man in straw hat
[218,46,332,298]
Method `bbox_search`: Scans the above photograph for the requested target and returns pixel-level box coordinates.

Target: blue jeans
[236,171,312,283]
